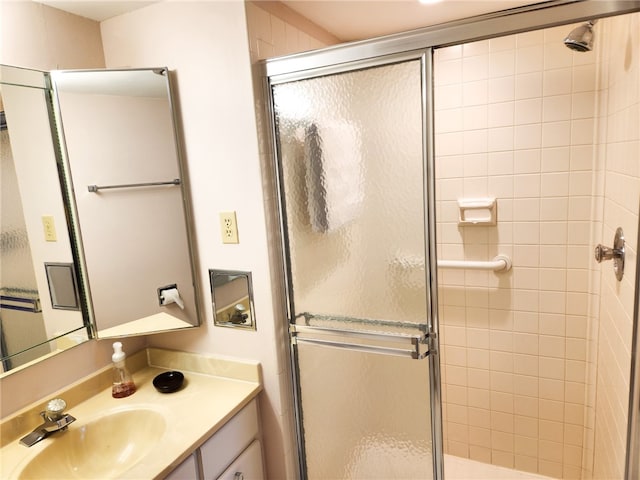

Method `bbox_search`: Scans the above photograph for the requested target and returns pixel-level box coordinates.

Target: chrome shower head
[564,20,597,52]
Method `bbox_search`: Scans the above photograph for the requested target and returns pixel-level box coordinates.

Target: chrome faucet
[19,398,76,447]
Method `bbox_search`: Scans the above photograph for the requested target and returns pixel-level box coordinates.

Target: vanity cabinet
[165,453,199,479]
[165,399,264,480]
[201,399,262,480]
[217,440,264,480]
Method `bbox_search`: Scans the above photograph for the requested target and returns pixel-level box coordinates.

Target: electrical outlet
[219,211,239,244]
[42,215,57,242]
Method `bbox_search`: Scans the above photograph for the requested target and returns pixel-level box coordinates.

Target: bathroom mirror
[51,67,201,338]
[0,64,89,373]
[0,64,202,374]
[210,270,256,330]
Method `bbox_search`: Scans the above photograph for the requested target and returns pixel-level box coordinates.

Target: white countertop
[0,348,262,479]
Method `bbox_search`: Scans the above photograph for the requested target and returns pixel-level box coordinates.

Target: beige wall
[0,1,104,69]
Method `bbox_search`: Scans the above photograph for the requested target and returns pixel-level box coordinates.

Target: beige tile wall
[434,24,599,479]
[589,12,640,480]
[245,1,339,62]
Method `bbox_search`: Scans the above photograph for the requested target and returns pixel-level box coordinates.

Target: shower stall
[264,1,640,479]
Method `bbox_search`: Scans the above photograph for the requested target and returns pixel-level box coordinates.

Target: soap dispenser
[111,342,136,398]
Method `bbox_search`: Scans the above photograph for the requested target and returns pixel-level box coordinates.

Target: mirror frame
[49,67,202,339]
[210,269,256,330]
[0,65,203,374]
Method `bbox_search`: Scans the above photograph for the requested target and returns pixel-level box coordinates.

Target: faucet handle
[45,398,67,421]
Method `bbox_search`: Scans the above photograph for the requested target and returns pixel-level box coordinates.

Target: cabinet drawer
[216,439,264,480]
[200,399,259,480]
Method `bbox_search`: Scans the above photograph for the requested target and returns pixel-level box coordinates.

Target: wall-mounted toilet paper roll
[159,287,185,310]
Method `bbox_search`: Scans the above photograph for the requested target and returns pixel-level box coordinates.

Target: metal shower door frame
[266,49,442,480]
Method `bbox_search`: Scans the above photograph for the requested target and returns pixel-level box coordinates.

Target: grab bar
[290,324,429,360]
[0,295,42,313]
[87,178,181,193]
[394,254,512,272]
[438,254,512,272]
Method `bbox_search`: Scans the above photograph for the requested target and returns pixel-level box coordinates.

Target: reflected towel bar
[87,178,181,193]
[0,295,42,313]
[438,255,512,272]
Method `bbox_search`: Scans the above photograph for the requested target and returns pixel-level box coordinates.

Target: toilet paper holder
[158,284,185,310]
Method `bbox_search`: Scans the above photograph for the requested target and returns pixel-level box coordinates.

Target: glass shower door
[272,55,438,479]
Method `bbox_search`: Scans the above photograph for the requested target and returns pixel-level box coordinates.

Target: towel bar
[87,178,181,193]
[290,323,429,360]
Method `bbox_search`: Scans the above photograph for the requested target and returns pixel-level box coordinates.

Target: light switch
[42,215,57,242]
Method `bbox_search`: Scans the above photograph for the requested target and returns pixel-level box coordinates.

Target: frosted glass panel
[273,60,426,328]
[297,342,433,479]
[273,59,433,479]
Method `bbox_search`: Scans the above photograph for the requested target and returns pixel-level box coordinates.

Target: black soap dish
[153,371,185,393]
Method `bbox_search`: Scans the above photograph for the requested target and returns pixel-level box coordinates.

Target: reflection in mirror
[0,65,88,374]
[210,270,256,330]
[51,68,201,338]
[44,263,81,310]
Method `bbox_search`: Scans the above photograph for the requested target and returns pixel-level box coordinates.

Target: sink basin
[17,409,166,479]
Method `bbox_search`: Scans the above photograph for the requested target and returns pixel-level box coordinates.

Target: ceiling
[280,0,546,41]
[37,0,547,42]
[37,1,156,21]
[35,0,548,41]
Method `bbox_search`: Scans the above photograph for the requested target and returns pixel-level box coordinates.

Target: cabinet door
[200,400,259,479]
[165,453,199,480]
[216,440,264,480]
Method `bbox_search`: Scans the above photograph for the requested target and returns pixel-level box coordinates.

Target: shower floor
[444,455,554,480]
